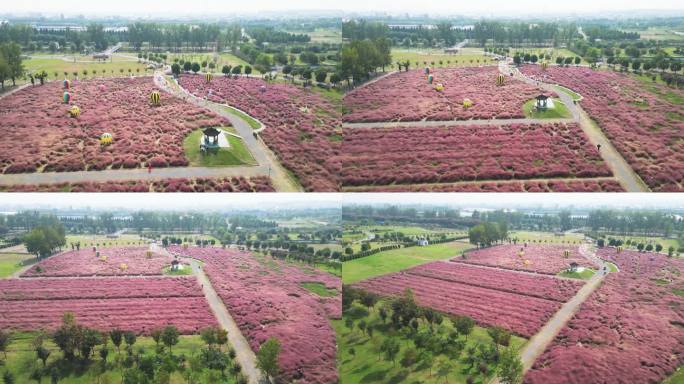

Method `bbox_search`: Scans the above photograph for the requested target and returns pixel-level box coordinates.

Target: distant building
[416,238,429,246]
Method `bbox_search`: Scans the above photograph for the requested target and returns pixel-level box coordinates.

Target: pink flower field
[341,123,611,187]
[348,178,624,192]
[169,246,341,384]
[343,66,548,122]
[178,75,341,191]
[456,244,596,275]
[354,272,561,337]
[0,77,227,174]
[524,248,684,384]
[407,261,584,302]
[521,65,684,191]
[0,277,216,334]
[0,176,275,192]
[22,247,173,277]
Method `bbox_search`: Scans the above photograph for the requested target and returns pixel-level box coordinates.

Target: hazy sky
[2,193,683,212]
[6,0,683,16]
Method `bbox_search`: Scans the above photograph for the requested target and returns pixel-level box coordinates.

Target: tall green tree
[256,337,281,381]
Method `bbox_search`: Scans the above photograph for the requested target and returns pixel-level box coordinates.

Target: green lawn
[1,332,235,384]
[662,365,684,384]
[522,98,572,119]
[65,234,147,248]
[337,300,526,384]
[342,241,473,284]
[222,106,262,130]
[606,262,619,273]
[0,252,35,278]
[301,282,338,297]
[24,55,148,82]
[391,48,491,68]
[162,265,193,276]
[508,231,584,244]
[555,85,583,101]
[558,268,596,280]
[183,129,256,167]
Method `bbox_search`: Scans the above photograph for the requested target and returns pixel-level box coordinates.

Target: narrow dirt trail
[152,244,265,384]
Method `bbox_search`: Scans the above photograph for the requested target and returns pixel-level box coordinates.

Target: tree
[0,330,10,359]
[23,223,66,259]
[498,348,523,384]
[191,62,200,73]
[574,56,581,65]
[0,53,10,90]
[315,69,328,83]
[655,244,663,252]
[110,329,123,352]
[183,61,192,72]
[488,327,511,350]
[222,65,232,76]
[171,63,181,77]
[256,337,281,381]
[381,337,400,366]
[668,246,675,257]
[400,348,418,368]
[161,326,179,352]
[36,345,51,367]
[419,350,434,376]
[436,361,452,383]
[2,371,14,384]
[455,316,475,340]
[0,43,23,86]
[513,55,521,66]
[244,66,252,75]
[201,327,218,347]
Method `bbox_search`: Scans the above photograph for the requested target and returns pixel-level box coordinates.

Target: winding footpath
[152,244,265,384]
[0,75,301,192]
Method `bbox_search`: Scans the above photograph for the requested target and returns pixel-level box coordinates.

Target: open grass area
[663,366,684,384]
[508,231,584,244]
[0,252,35,278]
[337,300,526,384]
[522,97,572,119]
[391,48,490,68]
[183,129,256,167]
[284,28,342,44]
[24,54,148,82]
[222,105,262,130]
[162,265,193,276]
[606,262,619,273]
[620,27,684,41]
[65,234,146,248]
[558,268,596,280]
[355,225,459,237]
[555,85,583,101]
[342,241,473,284]
[0,332,232,384]
[301,281,338,297]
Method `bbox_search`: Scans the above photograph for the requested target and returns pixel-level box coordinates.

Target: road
[501,61,649,192]
[152,244,265,384]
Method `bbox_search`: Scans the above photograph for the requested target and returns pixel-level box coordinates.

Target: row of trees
[343,287,523,383]
[22,219,66,259]
[469,222,509,248]
[0,313,281,384]
[338,38,392,86]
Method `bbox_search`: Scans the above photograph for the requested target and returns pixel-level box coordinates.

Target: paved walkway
[152,244,265,384]
[502,61,649,192]
[343,117,575,129]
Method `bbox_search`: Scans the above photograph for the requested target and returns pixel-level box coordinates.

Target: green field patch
[183,129,256,167]
[558,268,596,280]
[162,265,193,276]
[522,98,572,119]
[301,282,338,297]
[0,252,35,278]
[342,241,473,284]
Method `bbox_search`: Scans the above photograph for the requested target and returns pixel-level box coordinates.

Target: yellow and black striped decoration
[68,105,81,118]
[150,91,161,106]
[205,73,213,83]
[496,74,505,86]
[463,98,473,108]
[563,250,570,257]
[541,61,549,71]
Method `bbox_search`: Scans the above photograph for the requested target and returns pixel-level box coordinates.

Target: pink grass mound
[22,247,172,277]
[521,65,684,191]
[343,66,548,122]
[456,244,596,275]
[524,248,684,384]
[0,77,227,174]
[341,122,611,187]
[169,246,340,384]
[407,261,584,302]
[178,75,341,191]
[0,276,215,334]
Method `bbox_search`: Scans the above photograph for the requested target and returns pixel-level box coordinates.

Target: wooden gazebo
[535,94,550,110]
[201,127,221,152]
